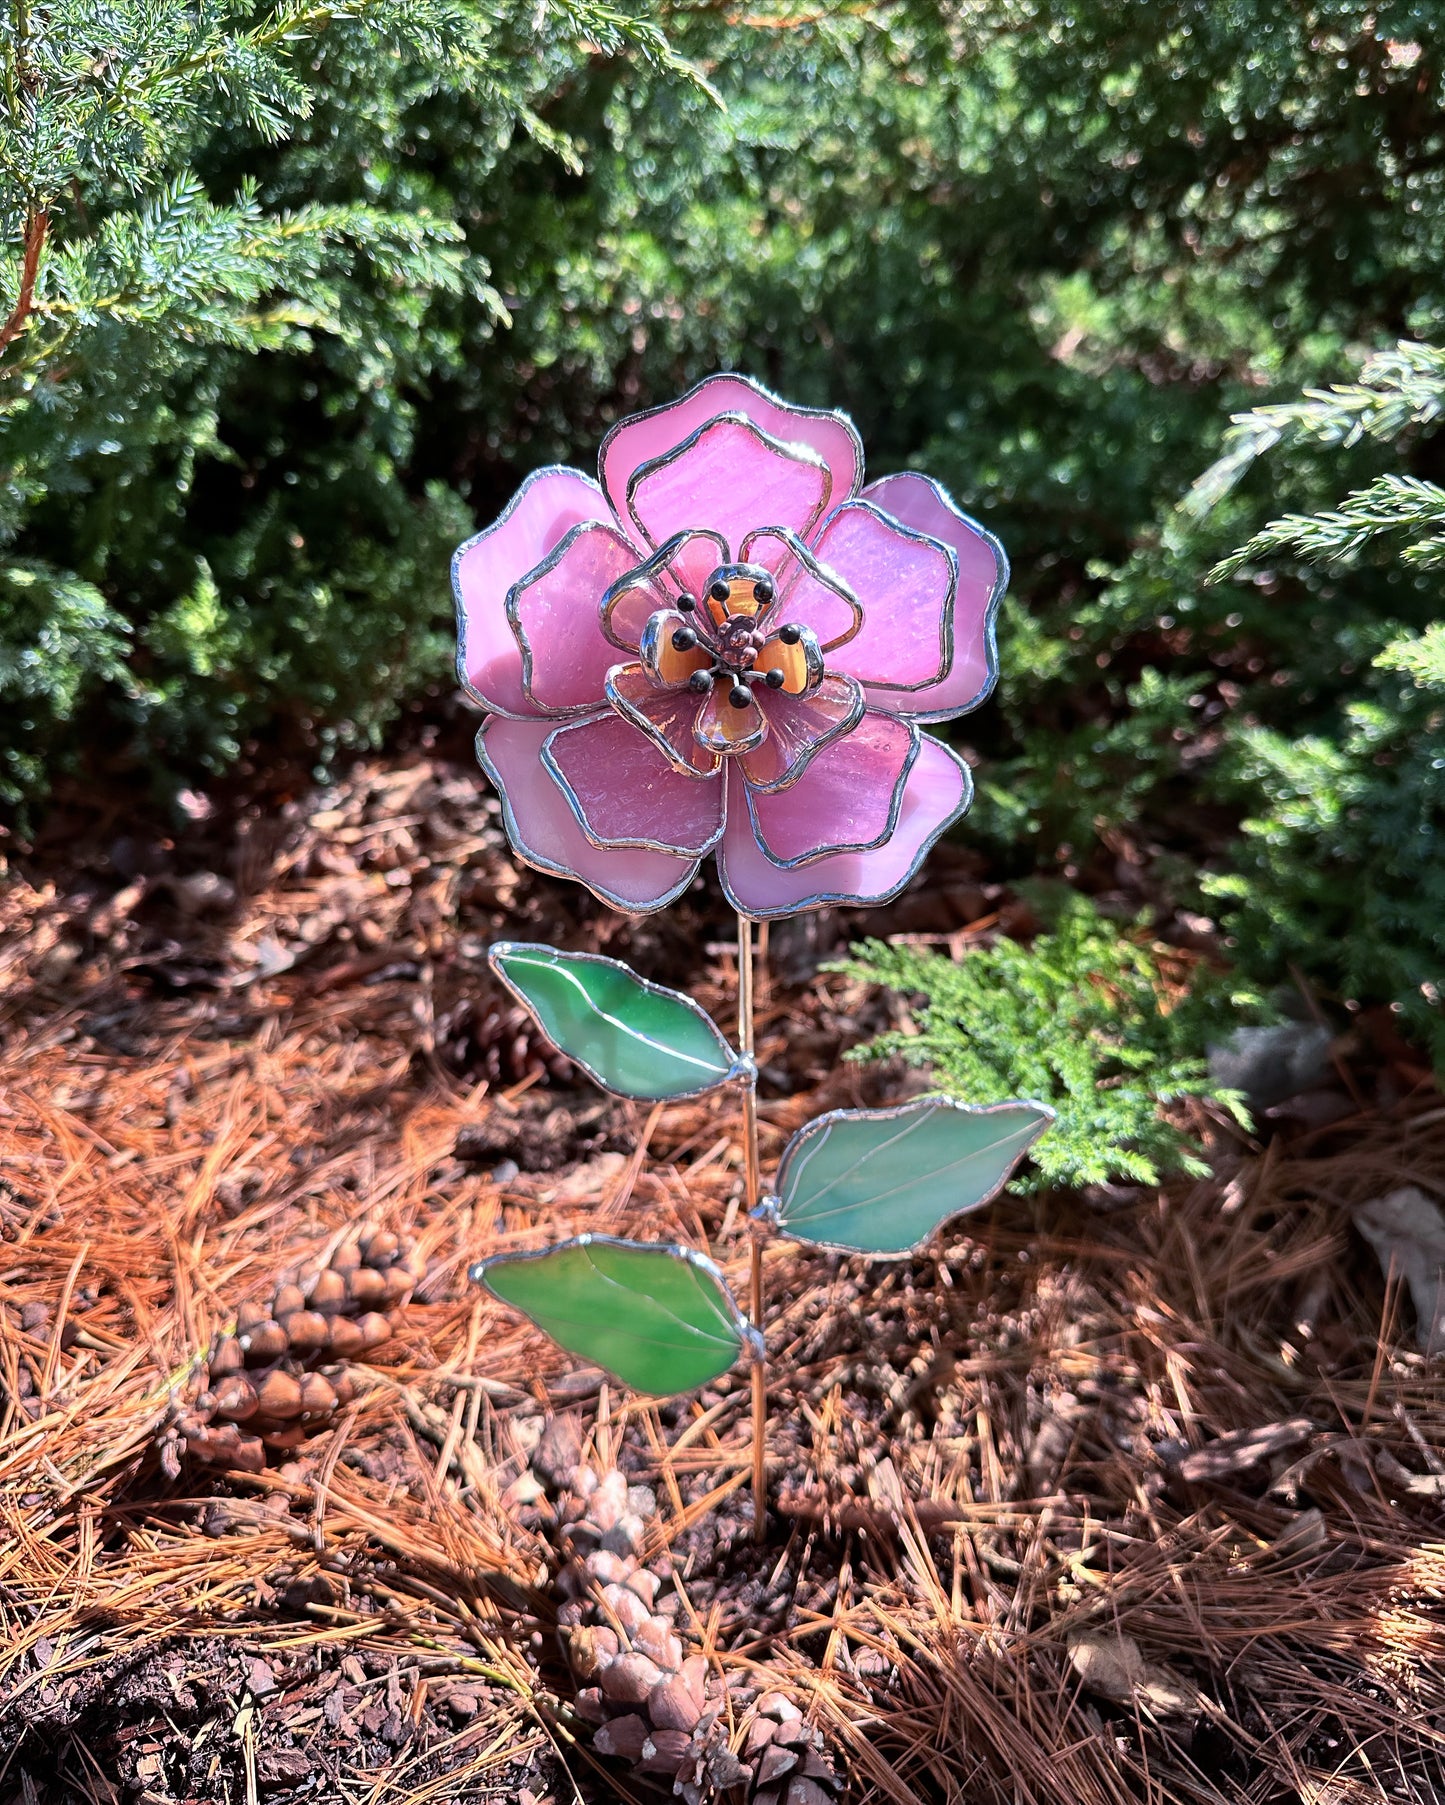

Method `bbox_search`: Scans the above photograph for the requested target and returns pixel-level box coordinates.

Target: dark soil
[5,1635,561,1803]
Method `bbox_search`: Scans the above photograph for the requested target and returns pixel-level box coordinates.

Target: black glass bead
[671,626,698,650]
[709,579,731,602]
[754,577,775,604]
[728,683,752,709]
[778,623,802,645]
[688,669,714,692]
[676,592,696,612]
[765,667,786,688]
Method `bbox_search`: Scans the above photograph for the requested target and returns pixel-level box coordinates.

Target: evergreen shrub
[840,891,1254,1191]
[1,0,1441,1071]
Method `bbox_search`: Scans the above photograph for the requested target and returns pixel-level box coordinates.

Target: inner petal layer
[606,664,720,778]
[747,712,919,865]
[740,674,865,791]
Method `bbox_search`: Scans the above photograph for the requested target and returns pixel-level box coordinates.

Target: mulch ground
[2,729,1444,1804]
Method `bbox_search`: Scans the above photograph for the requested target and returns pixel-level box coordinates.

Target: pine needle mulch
[2,749,1444,1804]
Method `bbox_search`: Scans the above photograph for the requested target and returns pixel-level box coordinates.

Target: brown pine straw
[3,759,1445,1800]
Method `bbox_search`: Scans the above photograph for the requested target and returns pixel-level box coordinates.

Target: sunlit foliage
[1,0,1441,1062]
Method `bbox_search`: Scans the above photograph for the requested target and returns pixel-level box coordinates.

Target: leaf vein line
[579,1247,738,1348]
[512,955,729,1078]
[780,1120,1044,1225]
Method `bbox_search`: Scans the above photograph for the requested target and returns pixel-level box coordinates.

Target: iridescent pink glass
[453,376,1006,917]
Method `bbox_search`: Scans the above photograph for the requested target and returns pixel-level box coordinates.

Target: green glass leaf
[489,942,739,1101]
[471,1235,758,1397]
[767,1095,1055,1257]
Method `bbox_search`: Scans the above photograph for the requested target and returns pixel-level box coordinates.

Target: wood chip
[1176,1418,1313,1482]
[1066,1632,1196,1717]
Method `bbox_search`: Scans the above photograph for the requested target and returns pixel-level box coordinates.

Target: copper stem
[737,911,767,1543]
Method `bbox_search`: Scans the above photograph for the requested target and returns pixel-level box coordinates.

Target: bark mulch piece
[2,747,1443,1803]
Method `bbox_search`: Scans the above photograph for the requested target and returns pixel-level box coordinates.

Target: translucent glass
[771,1097,1054,1255]
[491,943,736,1100]
[474,1237,752,1396]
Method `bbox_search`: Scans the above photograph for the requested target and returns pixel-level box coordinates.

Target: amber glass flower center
[671,564,810,711]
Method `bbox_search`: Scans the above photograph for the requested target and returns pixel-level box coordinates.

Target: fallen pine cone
[174,1228,425,1470]
[437,993,574,1086]
[548,1461,844,1805]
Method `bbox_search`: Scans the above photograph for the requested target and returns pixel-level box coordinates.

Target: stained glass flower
[453,375,1006,917]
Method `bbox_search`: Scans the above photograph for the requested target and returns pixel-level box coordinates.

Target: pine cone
[549,1462,844,1805]
[437,993,573,1085]
[175,1229,424,1470]
[740,1697,840,1805]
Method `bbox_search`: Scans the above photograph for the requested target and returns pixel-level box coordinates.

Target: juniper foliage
[1201,344,1445,575]
[0,0,702,807]
[840,893,1255,1191]
[1189,343,1445,1065]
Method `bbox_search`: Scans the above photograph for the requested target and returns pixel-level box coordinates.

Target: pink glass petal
[739,674,865,791]
[736,529,862,651]
[660,531,730,606]
[625,417,834,553]
[601,575,668,654]
[747,712,917,865]
[455,467,625,717]
[857,473,1006,719]
[808,500,955,693]
[542,714,724,858]
[717,734,972,920]
[606,664,720,777]
[599,374,862,540]
[511,520,640,712]
[475,715,698,912]
[602,530,729,651]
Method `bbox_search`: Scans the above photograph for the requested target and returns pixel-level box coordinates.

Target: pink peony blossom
[453,375,1006,918]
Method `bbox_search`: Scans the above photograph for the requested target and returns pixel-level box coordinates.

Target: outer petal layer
[600,374,863,544]
[717,734,972,919]
[455,467,621,717]
[542,714,725,858]
[856,474,1006,720]
[477,716,699,913]
[511,521,640,712]
[746,713,919,866]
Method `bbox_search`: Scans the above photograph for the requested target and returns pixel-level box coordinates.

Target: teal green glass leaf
[489,942,739,1101]
[471,1235,759,1397]
[767,1095,1055,1256]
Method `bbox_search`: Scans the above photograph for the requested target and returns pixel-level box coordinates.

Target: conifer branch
[1209,474,1445,578]
[1185,340,1445,517]
[0,207,49,358]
